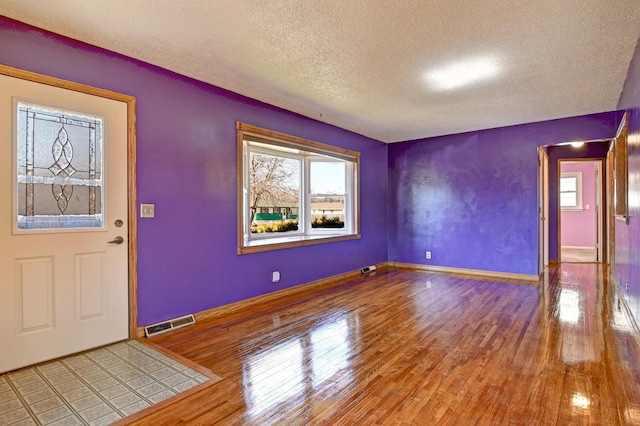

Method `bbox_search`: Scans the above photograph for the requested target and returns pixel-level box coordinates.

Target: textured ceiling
[2,1,640,142]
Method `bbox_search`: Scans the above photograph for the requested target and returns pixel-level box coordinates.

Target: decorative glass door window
[15,102,104,231]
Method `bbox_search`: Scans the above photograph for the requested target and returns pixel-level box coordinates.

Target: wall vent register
[144,314,195,337]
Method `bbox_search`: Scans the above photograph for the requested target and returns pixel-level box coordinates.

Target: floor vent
[144,314,195,338]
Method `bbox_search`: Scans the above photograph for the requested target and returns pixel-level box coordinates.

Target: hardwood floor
[128,264,640,425]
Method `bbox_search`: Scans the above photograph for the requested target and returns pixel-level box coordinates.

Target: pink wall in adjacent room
[560,161,597,248]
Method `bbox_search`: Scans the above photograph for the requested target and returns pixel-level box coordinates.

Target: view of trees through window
[237,121,359,254]
[249,153,347,234]
[249,152,299,231]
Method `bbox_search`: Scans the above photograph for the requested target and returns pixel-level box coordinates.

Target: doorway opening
[558,159,604,263]
[538,141,612,272]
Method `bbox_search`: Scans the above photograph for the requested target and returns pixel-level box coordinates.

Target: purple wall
[0,17,389,326]
[617,37,640,322]
[388,116,619,276]
[2,16,635,328]
[546,143,609,260]
[560,161,597,248]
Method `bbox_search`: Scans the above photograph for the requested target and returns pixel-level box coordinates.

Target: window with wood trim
[237,122,360,254]
[560,172,582,210]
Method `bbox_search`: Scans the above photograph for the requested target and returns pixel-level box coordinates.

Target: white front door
[0,73,129,373]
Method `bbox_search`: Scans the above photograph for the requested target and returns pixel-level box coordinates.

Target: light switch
[140,204,155,218]
[586,204,590,210]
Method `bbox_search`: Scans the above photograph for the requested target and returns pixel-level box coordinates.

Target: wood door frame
[607,142,616,274]
[0,64,138,338]
[556,158,606,264]
[538,147,549,275]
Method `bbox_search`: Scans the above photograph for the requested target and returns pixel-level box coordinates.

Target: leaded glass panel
[16,102,104,230]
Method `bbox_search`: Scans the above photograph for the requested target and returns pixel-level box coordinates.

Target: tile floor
[0,340,211,425]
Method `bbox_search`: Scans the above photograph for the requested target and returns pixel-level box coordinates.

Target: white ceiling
[2,1,640,142]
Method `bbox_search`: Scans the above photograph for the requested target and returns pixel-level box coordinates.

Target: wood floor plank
[124,264,640,425]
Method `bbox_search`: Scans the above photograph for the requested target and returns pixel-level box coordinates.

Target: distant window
[237,122,360,254]
[560,172,582,210]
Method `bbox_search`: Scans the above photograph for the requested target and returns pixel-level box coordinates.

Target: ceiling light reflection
[572,393,590,409]
[625,406,640,422]
[427,57,501,91]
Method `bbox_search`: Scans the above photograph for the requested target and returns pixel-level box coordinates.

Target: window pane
[16,103,103,230]
[311,196,345,229]
[560,192,577,207]
[310,161,345,194]
[560,177,576,192]
[249,152,300,234]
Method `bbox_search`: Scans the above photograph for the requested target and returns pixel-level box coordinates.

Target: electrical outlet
[426,251,431,260]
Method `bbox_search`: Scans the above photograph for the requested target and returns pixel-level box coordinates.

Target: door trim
[557,158,606,264]
[607,142,616,272]
[538,147,549,274]
[0,64,138,338]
